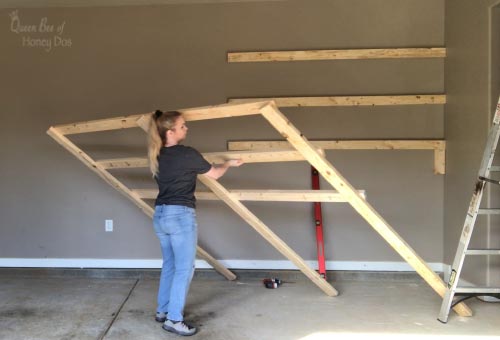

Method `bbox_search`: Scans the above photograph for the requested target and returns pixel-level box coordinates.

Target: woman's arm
[204,159,243,180]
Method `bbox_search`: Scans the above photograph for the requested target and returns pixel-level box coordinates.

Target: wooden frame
[47,100,471,316]
[228,140,446,175]
[228,48,446,63]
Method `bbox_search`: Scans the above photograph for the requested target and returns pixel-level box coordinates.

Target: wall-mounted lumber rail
[228,95,446,107]
[228,140,444,151]
[228,140,446,175]
[228,48,446,63]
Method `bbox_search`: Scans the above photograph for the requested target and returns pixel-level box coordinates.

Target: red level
[311,166,327,279]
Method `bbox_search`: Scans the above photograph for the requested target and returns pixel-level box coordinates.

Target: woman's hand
[226,159,244,167]
[205,159,244,179]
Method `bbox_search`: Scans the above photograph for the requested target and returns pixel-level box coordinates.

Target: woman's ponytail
[147,110,182,177]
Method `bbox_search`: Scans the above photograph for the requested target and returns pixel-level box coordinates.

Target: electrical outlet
[105,219,113,232]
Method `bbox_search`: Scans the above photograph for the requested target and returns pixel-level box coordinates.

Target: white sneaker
[162,319,197,336]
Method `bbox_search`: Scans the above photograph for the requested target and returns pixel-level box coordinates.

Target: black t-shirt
[155,145,212,208]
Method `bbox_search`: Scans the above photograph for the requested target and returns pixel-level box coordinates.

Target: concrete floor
[0,270,499,340]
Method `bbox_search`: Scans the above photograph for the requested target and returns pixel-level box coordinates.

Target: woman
[148,110,243,336]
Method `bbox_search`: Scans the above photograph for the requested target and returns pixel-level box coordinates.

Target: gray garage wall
[444,0,500,286]
[0,0,446,270]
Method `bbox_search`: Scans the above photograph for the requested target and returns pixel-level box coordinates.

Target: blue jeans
[153,205,198,322]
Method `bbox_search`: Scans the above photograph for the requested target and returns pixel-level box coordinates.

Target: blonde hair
[148,110,182,176]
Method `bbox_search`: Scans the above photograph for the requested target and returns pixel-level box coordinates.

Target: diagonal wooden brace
[259,102,471,316]
[198,175,338,297]
[46,127,236,281]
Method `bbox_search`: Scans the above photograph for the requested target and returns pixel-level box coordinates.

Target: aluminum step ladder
[437,98,500,323]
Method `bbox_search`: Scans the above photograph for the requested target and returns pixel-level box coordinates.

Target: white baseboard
[0,258,445,272]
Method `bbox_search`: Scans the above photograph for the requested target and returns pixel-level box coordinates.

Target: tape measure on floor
[263,278,282,289]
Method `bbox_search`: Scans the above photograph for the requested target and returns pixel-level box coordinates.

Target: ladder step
[478,208,500,214]
[466,249,500,255]
[490,166,500,172]
[479,176,500,185]
[455,287,500,294]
